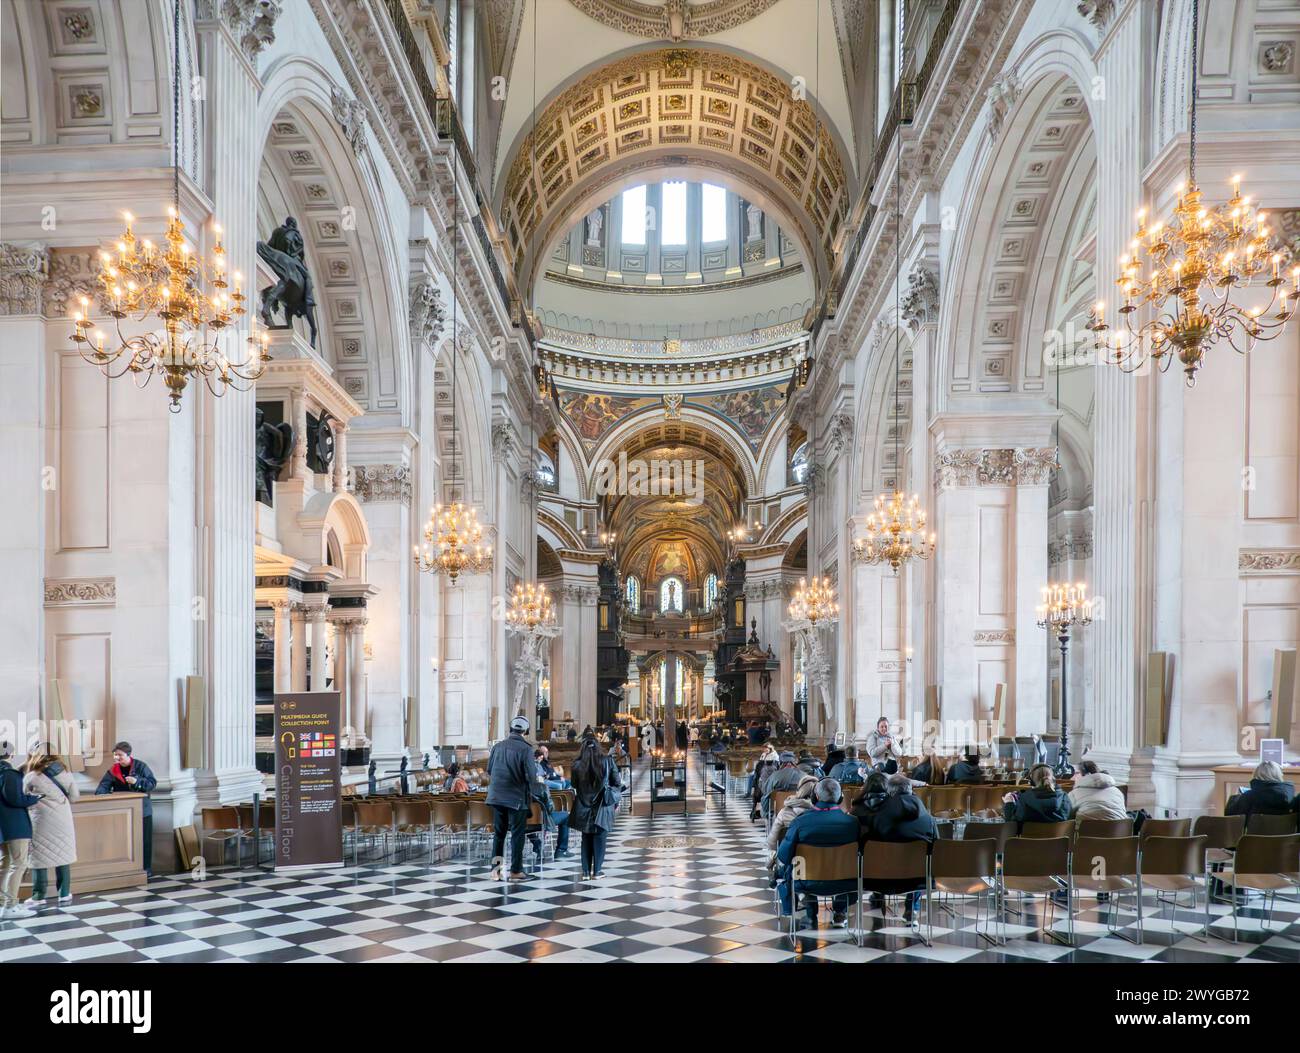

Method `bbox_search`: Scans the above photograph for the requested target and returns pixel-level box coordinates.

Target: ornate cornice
[934,446,1057,489]
[350,463,412,504]
[566,0,781,40]
[1239,549,1300,574]
[1049,533,1094,566]
[44,577,115,608]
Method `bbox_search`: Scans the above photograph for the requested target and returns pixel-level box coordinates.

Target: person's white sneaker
[58,895,74,906]
[2,904,37,919]
[24,898,46,909]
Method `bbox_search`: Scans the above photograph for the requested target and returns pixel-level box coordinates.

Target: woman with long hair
[570,737,620,880]
[23,745,79,908]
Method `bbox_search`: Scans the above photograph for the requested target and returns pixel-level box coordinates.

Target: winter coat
[796,757,825,778]
[828,759,866,785]
[95,759,157,817]
[910,759,939,785]
[1225,779,1298,826]
[766,787,817,861]
[1068,771,1128,821]
[865,730,901,764]
[484,732,538,811]
[860,791,938,844]
[24,765,79,868]
[1003,786,1072,830]
[761,763,808,816]
[776,802,861,869]
[946,761,984,784]
[571,755,621,834]
[0,760,41,841]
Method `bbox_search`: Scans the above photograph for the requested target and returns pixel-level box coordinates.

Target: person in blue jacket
[0,741,44,919]
[95,741,157,876]
[776,778,861,929]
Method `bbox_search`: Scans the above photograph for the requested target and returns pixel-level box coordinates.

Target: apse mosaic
[557,390,659,448]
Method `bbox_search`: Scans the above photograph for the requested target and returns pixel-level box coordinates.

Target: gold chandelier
[72,211,265,410]
[71,1,265,411]
[505,580,555,633]
[787,576,838,627]
[414,502,492,583]
[1086,0,1298,386]
[854,490,936,571]
[1035,582,1094,634]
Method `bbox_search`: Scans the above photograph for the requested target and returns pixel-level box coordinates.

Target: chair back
[1077,818,1134,838]
[792,841,860,882]
[1244,812,1298,835]
[929,786,969,817]
[770,789,795,815]
[913,785,932,810]
[861,839,929,882]
[432,799,467,827]
[968,785,1004,817]
[201,806,240,831]
[1140,818,1192,840]
[393,800,432,827]
[1072,835,1139,878]
[1021,820,1075,839]
[1002,836,1069,878]
[527,799,544,826]
[1232,833,1300,875]
[467,800,495,826]
[841,784,866,810]
[1192,814,1245,850]
[354,801,392,827]
[963,820,1013,854]
[1140,835,1206,877]
[932,837,996,880]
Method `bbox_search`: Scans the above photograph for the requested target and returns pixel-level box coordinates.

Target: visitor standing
[486,716,538,882]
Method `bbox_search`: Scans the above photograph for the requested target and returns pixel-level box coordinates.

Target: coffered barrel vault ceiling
[499,47,851,294]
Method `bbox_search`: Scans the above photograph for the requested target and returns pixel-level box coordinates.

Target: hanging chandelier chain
[1189,0,1199,188]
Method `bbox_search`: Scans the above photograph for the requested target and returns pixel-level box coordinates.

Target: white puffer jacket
[1069,771,1127,821]
[24,767,80,868]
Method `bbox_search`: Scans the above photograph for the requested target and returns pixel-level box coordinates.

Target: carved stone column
[308,605,329,691]
[290,604,308,691]
[271,599,292,695]
[348,617,369,743]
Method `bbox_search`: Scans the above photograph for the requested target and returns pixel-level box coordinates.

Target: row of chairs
[780,831,1300,949]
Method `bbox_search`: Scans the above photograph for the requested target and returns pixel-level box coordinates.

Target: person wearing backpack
[24,745,79,908]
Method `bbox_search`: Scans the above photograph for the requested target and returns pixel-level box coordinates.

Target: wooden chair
[1243,812,1298,835]
[1193,813,1244,904]
[929,786,969,820]
[431,798,467,859]
[968,785,1005,818]
[1077,817,1135,838]
[392,800,435,864]
[200,806,244,868]
[782,842,862,948]
[1215,833,1300,942]
[351,801,393,864]
[768,789,795,832]
[1020,820,1075,839]
[963,820,1013,855]
[235,801,275,868]
[840,784,867,812]
[861,840,931,943]
[466,799,495,860]
[1002,836,1072,945]
[1141,835,1209,944]
[929,837,1000,944]
[1072,835,1142,942]
[1140,818,1193,840]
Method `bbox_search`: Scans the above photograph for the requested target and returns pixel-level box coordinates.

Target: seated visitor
[776,778,861,929]
[760,752,806,818]
[445,763,470,794]
[946,748,984,784]
[749,742,780,810]
[1225,760,1298,826]
[909,751,942,785]
[850,771,891,832]
[823,746,846,777]
[796,750,824,778]
[1068,760,1127,821]
[535,745,568,789]
[828,746,866,786]
[1002,764,1071,830]
[764,773,818,880]
[859,773,938,922]
[527,774,570,860]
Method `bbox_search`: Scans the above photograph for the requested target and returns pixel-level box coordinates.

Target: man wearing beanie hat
[486,716,538,881]
[0,741,43,918]
[759,750,806,820]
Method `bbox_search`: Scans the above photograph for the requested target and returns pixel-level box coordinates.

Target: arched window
[625,575,640,610]
[534,452,556,490]
[704,573,718,612]
[660,576,684,613]
[789,442,810,486]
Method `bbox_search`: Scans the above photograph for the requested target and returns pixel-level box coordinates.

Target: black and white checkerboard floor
[3,759,1298,963]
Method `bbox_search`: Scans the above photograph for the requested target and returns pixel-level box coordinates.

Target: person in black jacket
[486,717,539,881]
[946,748,984,784]
[1002,764,1071,831]
[857,773,936,921]
[0,741,43,918]
[1225,761,1298,829]
[95,741,158,876]
[570,738,621,879]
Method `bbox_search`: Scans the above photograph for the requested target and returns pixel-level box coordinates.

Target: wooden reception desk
[20,791,148,895]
